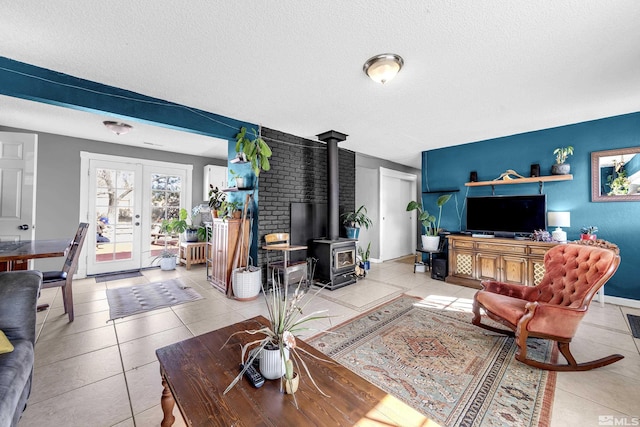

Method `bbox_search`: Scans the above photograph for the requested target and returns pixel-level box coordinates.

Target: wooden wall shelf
[465,175,573,187]
[423,189,460,194]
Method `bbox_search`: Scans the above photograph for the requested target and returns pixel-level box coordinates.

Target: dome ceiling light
[103,121,133,135]
[363,53,404,84]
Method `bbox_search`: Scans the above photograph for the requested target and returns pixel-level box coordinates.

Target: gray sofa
[0,271,42,427]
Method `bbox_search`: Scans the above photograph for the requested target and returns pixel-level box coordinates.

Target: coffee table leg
[160,375,176,427]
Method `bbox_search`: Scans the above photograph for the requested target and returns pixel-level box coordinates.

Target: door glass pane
[150,173,183,257]
[95,167,135,263]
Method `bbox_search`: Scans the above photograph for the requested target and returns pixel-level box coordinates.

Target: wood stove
[310,238,357,290]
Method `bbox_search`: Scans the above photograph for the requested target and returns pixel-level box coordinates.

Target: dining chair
[41,223,89,322]
[472,240,622,371]
[264,233,307,290]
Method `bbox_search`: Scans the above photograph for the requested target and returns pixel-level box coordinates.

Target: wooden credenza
[206,219,249,296]
[446,235,558,288]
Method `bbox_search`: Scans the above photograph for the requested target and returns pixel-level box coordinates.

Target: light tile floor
[20,258,640,426]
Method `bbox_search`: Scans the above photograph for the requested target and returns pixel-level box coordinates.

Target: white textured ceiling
[1,1,639,168]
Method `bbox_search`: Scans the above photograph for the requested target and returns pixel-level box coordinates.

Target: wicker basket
[232,267,262,301]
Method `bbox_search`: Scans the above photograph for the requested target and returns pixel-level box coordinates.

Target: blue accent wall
[422,112,640,300]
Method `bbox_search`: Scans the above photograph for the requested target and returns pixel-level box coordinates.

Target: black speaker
[431,258,447,281]
[469,171,478,182]
[530,164,540,177]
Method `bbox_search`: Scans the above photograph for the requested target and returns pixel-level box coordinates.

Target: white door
[380,168,416,261]
[87,159,143,274]
[81,152,192,275]
[0,132,37,242]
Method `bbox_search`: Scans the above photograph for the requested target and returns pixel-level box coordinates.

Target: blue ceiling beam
[0,56,255,141]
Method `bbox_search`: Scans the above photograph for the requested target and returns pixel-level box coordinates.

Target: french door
[80,153,192,275]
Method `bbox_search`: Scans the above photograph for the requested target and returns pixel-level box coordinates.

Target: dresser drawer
[476,243,526,254]
[529,246,549,256]
[452,240,474,249]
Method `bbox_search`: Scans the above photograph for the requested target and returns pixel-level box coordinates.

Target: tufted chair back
[529,243,619,308]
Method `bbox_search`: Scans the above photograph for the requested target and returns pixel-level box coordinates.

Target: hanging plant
[235,127,273,176]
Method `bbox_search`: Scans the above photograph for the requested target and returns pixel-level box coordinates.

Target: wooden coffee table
[155,315,426,426]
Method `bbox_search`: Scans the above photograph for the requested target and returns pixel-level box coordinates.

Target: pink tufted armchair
[472,241,622,371]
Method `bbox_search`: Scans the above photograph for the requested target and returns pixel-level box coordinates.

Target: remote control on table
[240,363,265,388]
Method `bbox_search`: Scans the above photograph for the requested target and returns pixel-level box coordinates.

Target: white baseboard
[604,295,640,309]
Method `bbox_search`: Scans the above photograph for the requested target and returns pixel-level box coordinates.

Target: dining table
[0,239,71,271]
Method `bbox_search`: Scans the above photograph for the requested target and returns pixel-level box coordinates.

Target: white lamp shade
[548,211,570,228]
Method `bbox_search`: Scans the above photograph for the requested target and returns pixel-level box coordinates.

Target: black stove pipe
[316,130,348,241]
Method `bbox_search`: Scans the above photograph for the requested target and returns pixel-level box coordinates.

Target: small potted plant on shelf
[208,185,226,217]
[551,146,574,175]
[340,205,372,239]
[580,226,598,241]
[406,194,451,251]
[222,276,332,408]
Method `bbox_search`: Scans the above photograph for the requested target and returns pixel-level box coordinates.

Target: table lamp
[548,211,570,243]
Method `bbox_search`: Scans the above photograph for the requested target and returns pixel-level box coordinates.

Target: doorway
[379,168,417,261]
[0,132,37,255]
[79,152,192,275]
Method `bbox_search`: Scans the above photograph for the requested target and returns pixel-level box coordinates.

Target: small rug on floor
[308,296,556,427]
[95,270,143,283]
[627,314,640,338]
[106,279,202,321]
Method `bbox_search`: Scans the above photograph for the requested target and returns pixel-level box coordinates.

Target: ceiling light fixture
[103,121,133,135]
[363,53,404,84]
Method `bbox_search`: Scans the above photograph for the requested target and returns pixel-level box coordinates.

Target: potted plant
[219,200,242,220]
[153,221,178,270]
[222,277,332,408]
[164,207,201,242]
[229,169,251,190]
[340,205,373,239]
[235,127,273,177]
[551,146,574,175]
[406,194,451,251]
[208,185,226,217]
[580,226,598,241]
[358,242,371,271]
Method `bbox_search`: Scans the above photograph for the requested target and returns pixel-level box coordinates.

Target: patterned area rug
[106,279,202,321]
[308,296,556,427]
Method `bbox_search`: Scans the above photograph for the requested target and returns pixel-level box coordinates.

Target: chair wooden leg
[63,281,74,322]
[516,340,625,371]
[472,300,516,336]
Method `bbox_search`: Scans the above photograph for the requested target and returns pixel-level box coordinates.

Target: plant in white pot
[231,126,274,300]
[406,194,451,251]
[222,277,332,408]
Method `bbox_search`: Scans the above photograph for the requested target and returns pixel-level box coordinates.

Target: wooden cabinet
[446,235,557,288]
[206,219,249,296]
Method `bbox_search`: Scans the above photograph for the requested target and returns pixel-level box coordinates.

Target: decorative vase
[421,235,440,252]
[551,163,571,175]
[345,226,360,239]
[363,260,370,270]
[581,234,597,241]
[284,372,299,394]
[259,346,289,380]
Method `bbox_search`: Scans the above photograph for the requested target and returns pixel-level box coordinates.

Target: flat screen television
[466,195,546,237]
